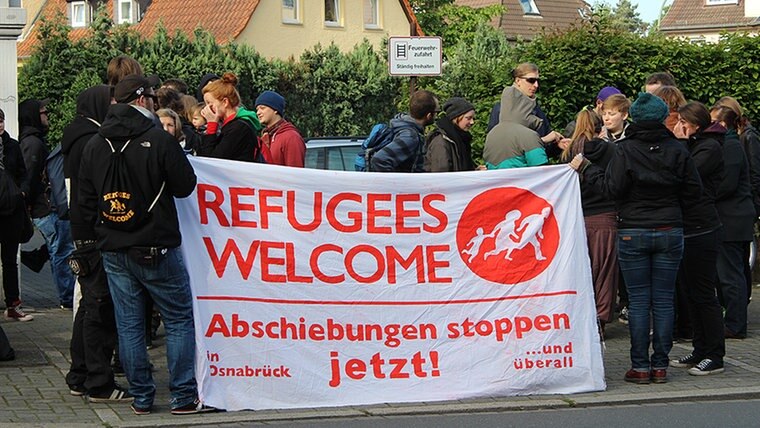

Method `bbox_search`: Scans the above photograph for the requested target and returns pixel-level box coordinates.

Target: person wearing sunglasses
[486,63,563,151]
[18,98,77,315]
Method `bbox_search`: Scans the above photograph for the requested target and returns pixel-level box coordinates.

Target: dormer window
[117,0,140,24]
[519,0,541,15]
[706,0,738,4]
[71,1,89,27]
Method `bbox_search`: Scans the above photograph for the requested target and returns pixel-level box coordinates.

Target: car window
[326,146,363,171]
[305,147,324,169]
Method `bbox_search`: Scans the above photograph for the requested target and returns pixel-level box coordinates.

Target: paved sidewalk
[3,252,760,427]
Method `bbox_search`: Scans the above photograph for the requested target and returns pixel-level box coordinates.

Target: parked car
[304,137,364,171]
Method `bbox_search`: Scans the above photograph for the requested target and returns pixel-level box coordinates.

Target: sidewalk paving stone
[3,257,760,426]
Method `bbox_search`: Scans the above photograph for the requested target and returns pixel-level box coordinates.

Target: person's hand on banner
[568,154,590,173]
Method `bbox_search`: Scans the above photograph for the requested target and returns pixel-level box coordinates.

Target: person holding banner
[570,92,703,384]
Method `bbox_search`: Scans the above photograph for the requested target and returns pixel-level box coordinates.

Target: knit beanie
[629,92,669,123]
[596,86,622,102]
[255,91,285,117]
[443,97,475,120]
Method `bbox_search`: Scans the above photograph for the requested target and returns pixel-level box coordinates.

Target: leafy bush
[18,8,760,162]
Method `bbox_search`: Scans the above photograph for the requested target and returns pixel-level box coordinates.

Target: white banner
[177,158,605,411]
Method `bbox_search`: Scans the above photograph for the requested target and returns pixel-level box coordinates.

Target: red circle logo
[456,187,559,284]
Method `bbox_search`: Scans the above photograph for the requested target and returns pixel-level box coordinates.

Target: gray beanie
[443,97,475,120]
[629,92,669,123]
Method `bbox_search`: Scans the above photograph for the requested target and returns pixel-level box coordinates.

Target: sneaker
[5,305,34,322]
[688,358,725,376]
[624,368,651,384]
[130,403,151,415]
[69,384,87,396]
[171,398,218,415]
[650,368,667,384]
[670,353,700,368]
[618,307,629,325]
[87,384,133,403]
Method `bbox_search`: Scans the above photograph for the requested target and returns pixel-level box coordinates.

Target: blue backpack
[355,123,395,172]
[46,144,69,220]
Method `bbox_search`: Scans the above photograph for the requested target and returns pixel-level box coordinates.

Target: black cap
[113,75,151,104]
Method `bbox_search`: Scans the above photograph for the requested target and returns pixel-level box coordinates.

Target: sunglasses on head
[522,77,540,84]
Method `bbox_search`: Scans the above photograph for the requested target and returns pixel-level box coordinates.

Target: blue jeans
[101,248,197,409]
[618,228,683,370]
[33,212,75,306]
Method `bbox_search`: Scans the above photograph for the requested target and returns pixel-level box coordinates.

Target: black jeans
[1,238,20,307]
[65,246,118,394]
[682,230,725,362]
[717,241,750,336]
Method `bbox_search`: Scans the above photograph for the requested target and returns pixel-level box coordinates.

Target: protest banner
[176,158,606,411]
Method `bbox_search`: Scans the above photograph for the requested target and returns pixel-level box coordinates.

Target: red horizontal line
[196,290,576,306]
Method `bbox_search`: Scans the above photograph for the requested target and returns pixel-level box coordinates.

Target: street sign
[388,36,442,76]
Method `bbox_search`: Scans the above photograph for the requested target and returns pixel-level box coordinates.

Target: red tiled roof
[19,0,422,59]
[17,0,99,58]
[457,0,587,41]
[660,0,760,32]
[133,0,259,43]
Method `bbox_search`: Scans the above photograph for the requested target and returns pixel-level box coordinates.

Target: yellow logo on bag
[101,192,135,223]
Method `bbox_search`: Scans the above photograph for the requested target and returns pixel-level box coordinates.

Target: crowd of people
[0,55,758,413]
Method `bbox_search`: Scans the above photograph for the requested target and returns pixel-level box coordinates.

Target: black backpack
[97,138,164,231]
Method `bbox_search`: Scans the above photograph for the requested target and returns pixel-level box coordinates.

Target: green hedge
[19,12,760,163]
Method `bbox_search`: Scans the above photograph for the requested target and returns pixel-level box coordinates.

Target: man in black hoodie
[78,75,206,415]
[60,85,127,402]
[18,99,76,311]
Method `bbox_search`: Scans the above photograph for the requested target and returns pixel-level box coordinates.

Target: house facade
[18,0,422,60]
[456,0,588,41]
[660,0,760,42]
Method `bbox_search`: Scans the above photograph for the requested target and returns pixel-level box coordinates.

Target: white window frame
[325,0,342,27]
[70,1,87,28]
[364,0,381,29]
[282,0,301,24]
[519,0,541,15]
[118,0,134,24]
[705,0,738,5]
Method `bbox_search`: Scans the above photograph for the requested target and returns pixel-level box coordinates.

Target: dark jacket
[18,99,52,219]
[487,99,552,137]
[424,116,475,172]
[60,85,111,241]
[740,124,760,218]
[370,113,425,172]
[78,104,197,251]
[680,123,724,237]
[579,138,616,216]
[197,113,260,162]
[583,121,703,229]
[716,128,756,242]
[0,131,30,243]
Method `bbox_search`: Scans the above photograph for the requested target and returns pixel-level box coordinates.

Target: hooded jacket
[579,138,616,216]
[198,108,262,162]
[261,119,305,167]
[18,99,51,218]
[583,121,703,229]
[716,128,756,241]
[424,116,475,172]
[78,103,197,251]
[369,114,425,173]
[483,87,547,169]
[0,130,30,242]
[680,122,724,237]
[60,85,111,241]
[740,124,760,217]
